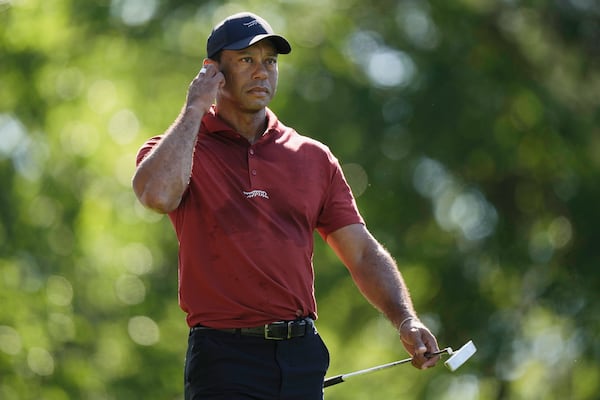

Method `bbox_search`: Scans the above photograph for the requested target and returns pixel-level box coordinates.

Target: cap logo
[206,13,291,57]
[243,20,260,28]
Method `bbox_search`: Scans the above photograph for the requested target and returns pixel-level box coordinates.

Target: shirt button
[251,169,257,176]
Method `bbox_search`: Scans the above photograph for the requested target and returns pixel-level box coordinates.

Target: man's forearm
[327,224,421,329]
[132,106,203,213]
[349,243,418,330]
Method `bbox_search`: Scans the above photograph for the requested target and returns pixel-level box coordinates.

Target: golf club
[323,340,476,388]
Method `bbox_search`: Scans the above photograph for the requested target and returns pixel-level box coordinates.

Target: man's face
[216,40,279,113]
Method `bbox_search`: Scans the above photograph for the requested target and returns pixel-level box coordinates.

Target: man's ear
[203,58,219,69]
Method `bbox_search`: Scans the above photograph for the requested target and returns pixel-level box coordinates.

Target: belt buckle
[264,321,292,340]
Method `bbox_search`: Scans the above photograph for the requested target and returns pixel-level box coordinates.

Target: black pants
[184,324,330,399]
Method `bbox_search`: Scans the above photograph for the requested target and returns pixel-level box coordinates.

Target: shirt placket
[248,146,258,187]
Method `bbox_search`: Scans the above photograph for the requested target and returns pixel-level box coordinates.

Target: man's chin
[242,99,271,112]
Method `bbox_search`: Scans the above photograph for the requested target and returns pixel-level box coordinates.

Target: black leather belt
[191,318,312,340]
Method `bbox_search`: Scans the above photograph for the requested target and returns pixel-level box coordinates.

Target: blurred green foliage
[1,0,599,399]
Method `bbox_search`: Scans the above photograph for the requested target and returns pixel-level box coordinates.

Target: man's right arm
[132,63,224,213]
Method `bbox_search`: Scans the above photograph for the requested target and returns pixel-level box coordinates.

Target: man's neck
[215,107,268,144]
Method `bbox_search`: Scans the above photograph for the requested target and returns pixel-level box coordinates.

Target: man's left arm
[326,223,440,369]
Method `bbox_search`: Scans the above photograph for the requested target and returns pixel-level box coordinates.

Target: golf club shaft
[323,348,449,388]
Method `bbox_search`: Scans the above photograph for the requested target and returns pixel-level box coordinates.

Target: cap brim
[222,34,291,54]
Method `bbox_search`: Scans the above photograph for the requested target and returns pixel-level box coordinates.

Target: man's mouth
[248,86,269,95]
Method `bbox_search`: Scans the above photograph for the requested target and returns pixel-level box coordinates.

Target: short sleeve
[316,154,364,239]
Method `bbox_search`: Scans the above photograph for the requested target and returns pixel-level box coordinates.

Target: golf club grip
[323,375,344,387]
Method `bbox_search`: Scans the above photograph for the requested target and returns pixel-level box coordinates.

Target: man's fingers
[413,338,427,355]
[197,63,215,78]
[419,331,440,369]
[194,65,225,89]
[197,64,212,78]
[401,324,441,370]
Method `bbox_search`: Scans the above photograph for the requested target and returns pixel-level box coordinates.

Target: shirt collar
[201,106,283,139]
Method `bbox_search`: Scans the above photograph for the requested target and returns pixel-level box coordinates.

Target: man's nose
[252,62,269,79]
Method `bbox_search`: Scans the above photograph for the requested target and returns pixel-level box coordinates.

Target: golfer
[133,11,439,400]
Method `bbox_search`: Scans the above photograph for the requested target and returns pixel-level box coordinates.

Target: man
[132,11,439,400]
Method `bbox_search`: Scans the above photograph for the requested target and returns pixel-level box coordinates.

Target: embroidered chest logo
[243,190,270,200]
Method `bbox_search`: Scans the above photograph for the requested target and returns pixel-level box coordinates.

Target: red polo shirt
[136,107,364,328]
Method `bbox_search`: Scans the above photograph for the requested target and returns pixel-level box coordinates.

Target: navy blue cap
[207,12,292,58]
